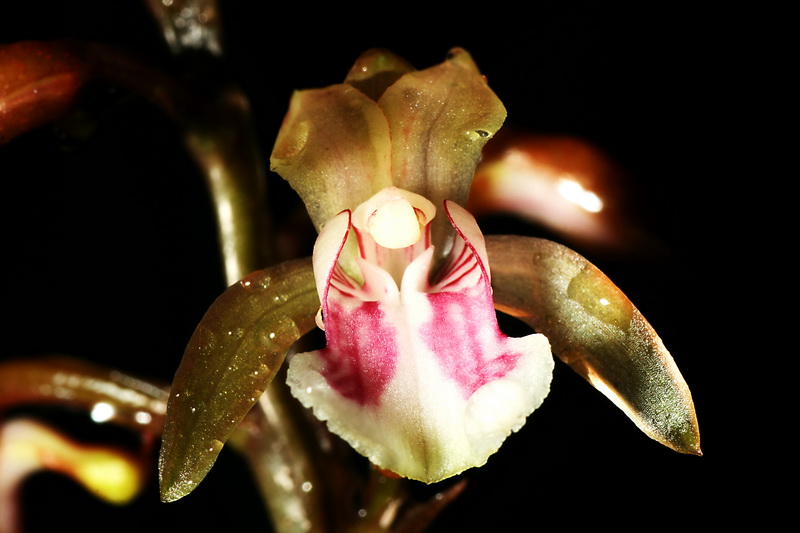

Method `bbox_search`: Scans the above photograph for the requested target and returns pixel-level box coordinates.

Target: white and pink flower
[159,47,699,503]
[288,187,551,482]
[268,48,553,482]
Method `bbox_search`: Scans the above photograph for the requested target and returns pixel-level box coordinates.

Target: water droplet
[241,273,272,290]
[135,411,152,425]
[301,481,312,492]
[90,402,115,423]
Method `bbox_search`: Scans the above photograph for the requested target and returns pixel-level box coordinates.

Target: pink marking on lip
[423,199,520,396]
[317,298,397,406]
[424,290,521,398]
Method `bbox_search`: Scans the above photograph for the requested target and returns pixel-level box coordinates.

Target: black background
[1,2,775,531]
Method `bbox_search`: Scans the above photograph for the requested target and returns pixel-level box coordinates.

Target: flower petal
[288,205,552,483]
[486,235,701,455]
[430,200,491,292]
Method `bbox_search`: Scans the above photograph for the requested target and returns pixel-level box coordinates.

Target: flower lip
[288,187,554,483]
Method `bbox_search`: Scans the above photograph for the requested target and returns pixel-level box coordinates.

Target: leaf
[158,258,319,502]
[486,235,701,455]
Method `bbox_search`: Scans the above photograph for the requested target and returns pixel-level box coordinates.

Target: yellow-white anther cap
[353,187,436,249]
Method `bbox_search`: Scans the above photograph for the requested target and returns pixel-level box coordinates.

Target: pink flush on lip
[288,187,553,483]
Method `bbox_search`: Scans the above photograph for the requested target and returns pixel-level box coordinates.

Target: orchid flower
[158,48,699,503]
[271,48,553,483]
[287,186,553,483]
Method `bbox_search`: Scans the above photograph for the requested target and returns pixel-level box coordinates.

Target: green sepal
[158,258,319,502]
[486,235,701,455]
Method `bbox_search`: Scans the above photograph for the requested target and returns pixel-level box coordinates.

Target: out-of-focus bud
[0,418,146,532]
[0,41,88,144]
[470,129,663,257]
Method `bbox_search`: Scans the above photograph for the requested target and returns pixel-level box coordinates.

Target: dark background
[1,2,774,531]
